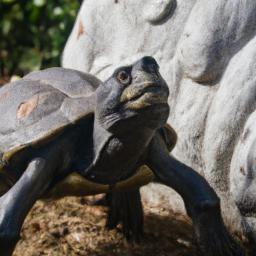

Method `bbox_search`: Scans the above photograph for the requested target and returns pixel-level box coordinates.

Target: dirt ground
[13,195,198,256]
[12,195,252,256]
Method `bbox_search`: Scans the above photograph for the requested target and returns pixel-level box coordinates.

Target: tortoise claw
[193,204,245,256]
[197,229,245,256]
[106,189,144,243]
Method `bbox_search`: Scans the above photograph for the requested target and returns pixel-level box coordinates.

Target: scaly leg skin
[106,188,144,242]
[0,157,57,256]
[147,133,245,256]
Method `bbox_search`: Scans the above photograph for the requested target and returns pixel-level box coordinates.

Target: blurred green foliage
[0,0,81,78]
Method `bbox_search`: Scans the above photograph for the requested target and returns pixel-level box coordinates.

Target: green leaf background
[0,0,81,78]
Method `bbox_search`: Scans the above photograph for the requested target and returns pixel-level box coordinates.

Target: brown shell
[0,67,101,162]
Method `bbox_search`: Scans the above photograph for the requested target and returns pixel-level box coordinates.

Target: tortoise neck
[92,117,113,164]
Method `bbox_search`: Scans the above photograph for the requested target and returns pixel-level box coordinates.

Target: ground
[13,195,199,256]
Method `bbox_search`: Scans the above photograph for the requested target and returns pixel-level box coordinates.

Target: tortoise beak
[120,80,168,107]
[120,57,169,109]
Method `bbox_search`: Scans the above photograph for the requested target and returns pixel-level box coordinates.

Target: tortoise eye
[116,70,131,85]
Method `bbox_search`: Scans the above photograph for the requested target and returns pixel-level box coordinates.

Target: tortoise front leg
[106,188,144,242]
[0,157,57,256]
[146,134,245,256]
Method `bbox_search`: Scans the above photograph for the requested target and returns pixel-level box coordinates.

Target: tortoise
[0,56,244,256]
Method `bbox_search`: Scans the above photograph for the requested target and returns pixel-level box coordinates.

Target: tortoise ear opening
[158,123,177,152]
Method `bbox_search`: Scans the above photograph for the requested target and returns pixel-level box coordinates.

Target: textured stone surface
[62,0,256,242]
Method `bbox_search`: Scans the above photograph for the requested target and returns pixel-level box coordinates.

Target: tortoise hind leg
[0,157,57,256]
[106,188,144,242]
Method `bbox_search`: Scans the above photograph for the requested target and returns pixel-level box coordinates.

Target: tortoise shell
[0,68,100,193]
[0,67,101,160]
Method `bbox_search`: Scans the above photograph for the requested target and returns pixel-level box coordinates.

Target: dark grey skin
[0,57,244,255]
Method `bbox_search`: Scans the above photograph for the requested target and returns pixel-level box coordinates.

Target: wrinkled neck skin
[87,114,156,185]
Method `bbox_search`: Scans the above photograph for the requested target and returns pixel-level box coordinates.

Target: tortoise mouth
[121,82,169,110]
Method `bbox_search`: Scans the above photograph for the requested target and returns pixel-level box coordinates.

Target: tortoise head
[95,56,170,133]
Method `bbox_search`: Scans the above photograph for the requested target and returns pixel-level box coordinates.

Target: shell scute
[0,67,101,157]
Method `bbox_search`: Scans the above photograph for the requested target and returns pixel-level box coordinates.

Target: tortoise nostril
[141,56,157,65]
[140,56,159,73]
